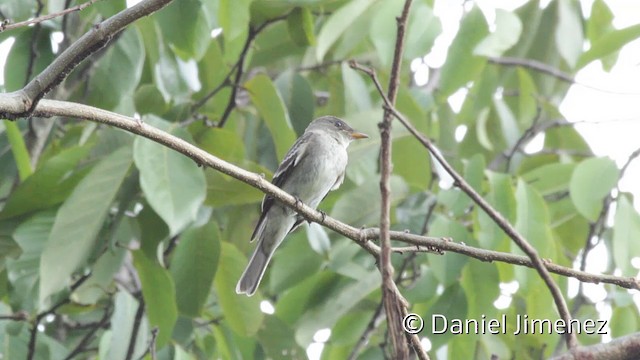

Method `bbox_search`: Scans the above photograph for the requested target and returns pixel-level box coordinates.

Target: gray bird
[236,116,368,296]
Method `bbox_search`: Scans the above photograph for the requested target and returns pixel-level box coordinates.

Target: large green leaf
[156,0,210,60]
[578,24,640,69]
[219,0,252,43]
[474,9,522,57]
[133,250,178,348]
[6,211,54,312]
[170,222,220,317]
[39,146,132,308]
[275,70,315,136]
[331,176,408,227]
[612,196,640,275]
[214,242,264,335]
[438,6,488,98]
[87,28,145,110]
[569,157,619,221]
[514,179,554,259]
[554,0,583,68]
[133,116,206,235]
[0,144,93,219]
[295,270,380,346]
[315,0,375,61]
[3,28,54,91]
[103,291,149,359]
[245,74,297,160]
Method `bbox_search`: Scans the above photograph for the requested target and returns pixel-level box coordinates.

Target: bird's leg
[293,196,304,210]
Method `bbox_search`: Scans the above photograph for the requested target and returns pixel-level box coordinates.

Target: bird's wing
[250,133,311,241]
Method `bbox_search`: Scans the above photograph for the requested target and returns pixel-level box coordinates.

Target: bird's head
[306,116,369,144]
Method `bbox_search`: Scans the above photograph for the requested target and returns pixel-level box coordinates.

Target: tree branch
[550,332,640,360]
[0,0,174,119]
[0,0,100,33]
[376,1,419,359]
[350,61,579,350]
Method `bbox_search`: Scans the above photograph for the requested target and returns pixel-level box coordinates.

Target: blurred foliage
[0,0,639,359]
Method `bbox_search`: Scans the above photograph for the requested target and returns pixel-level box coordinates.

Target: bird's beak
[349,131,369,140]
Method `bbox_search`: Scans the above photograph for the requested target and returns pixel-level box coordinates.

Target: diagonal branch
[0,0,100,33]
[350,61,579,350]
[0,0,174,120]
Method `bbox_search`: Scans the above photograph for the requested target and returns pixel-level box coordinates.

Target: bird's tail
[235,244,272,296]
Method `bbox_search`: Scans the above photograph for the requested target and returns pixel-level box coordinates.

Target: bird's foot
[319,210,327,223]
[294,196,303,210]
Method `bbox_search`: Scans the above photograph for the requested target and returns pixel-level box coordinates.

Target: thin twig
[488,56,640,96]
[0,0,100,33]
[63,305,112,360]
[124,298,145,360]
[350,61,578,350]
[27,273,92,360]
[217,15,288,128]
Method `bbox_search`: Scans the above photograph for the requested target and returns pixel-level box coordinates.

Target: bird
[236,116,368,296]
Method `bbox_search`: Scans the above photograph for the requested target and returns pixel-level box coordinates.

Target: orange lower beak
[350,131,369,140]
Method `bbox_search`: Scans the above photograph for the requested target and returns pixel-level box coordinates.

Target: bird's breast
[282,137,348,208]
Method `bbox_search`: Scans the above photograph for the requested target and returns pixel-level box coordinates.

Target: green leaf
[133,116,206,235]
[287,7,316,46]
[257,316,307,359]
[404,1,441,60]
[461,261,499,319]
[569,157,619,221]
[369,0,403,68]
[341,62,372,114]
[474,9,522,57]
[274,70,315,136]
[156,0,210,60]
[315,0,375,61]
[476,172,516,250]
[219,0,252,43]
[39,147,132,308]
[103,290,149,359]
[245,74,297,160]
[610,305,637,338]
[133,250,178,348]
[295,270,380,346]
[4,28,54,91]
[427,215,470,286]
[516,68,538,125]
[612,196,640,275]
[425,284,467,349]
[1,144,93,219]
[87,28,145,110]
[586,0,613,43]
[214,242,264,335]
[554,0,583,68]
[170,222,221,317]
[268,230,323,294]
[514,179,554,258]
[331,176,409,227]
[577,23,640,69]
[438,6,488,98]
[6,211,55,312]
[4,121,31,181]
[522,163,575,196]
[72,220,130,305]
[134,84,169,115]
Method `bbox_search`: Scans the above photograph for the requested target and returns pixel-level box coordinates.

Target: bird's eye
[334,120,344,128]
